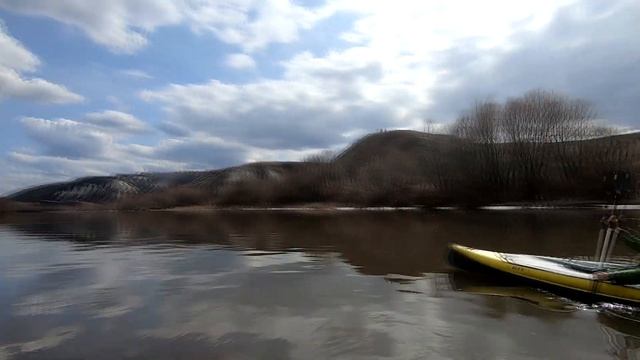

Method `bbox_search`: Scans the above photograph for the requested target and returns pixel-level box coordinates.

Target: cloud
[141,0,640,154]
[0,0,333,54]
[0,0,182,54]
[20,117,114,159]
[426,0,640,125]
[136,0,584,150]
[118,69,153,80]
[141,48,413,150]
[225,53,256,70]
[184,0,329,52]
[0,24,83,104]
[0,22,40,71]
[333,0,574,47]
[19,110,150,161]
[157,121,192,138]
[0,68,84,104]
[84,110,149,134]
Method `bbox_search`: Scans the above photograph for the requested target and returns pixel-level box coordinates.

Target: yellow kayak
[448,243,640,304]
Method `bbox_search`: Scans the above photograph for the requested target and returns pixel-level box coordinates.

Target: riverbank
[4,199,639,214]
[156,202,640,212]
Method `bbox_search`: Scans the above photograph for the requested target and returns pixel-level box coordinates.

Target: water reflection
[598,311,640,359]
[0,210,638,359]
[448,270,640,359]
[447,271,580,313]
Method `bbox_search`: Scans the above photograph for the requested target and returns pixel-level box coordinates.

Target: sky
[0,0,638,194]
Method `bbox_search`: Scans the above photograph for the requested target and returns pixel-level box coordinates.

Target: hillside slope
[335,130,455,166]
[8,162,303,204]
[8,131,441,204]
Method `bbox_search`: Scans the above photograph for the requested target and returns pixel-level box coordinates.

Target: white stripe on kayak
[500,253,595,280]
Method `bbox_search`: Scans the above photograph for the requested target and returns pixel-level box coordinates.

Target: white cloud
[328,0,575,51]
[140,46,424,150]
[0,24,83,104]
[0,68,84,104]
[0,0,333,54]
[0,0,182,54]
[144,0,567,143]
[84,110,148,133]
[422,0,640,124]
[0,22,40,72]
[225,53,256,70]
[184,0,329,52]
[140,0,640,155]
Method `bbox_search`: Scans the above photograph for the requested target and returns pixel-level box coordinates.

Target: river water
[0,210,638,359]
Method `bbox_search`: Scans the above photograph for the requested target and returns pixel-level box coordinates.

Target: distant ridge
[9,172,202,203]
[7,130,440,204]
[8,162,304,204]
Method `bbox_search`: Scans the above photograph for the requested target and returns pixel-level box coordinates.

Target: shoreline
[3,200,640,214]
[156,203,640,212]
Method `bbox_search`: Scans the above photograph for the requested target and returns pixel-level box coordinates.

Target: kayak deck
[541,256,632,273]
[449,243,640,304]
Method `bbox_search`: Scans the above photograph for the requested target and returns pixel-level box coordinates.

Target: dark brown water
[0,210,639,359]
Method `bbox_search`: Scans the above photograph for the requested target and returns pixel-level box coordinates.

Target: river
[0,210,638,359]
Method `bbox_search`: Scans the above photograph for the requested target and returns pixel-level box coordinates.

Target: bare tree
[449,90,620,201]
[501,90,601,198]
[451,101,506,199]
[303,150,336,163]
[423,118,435,133]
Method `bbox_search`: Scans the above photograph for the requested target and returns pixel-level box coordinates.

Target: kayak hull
[448,243,640,304]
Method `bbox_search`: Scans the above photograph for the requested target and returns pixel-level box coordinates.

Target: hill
[335,130,455,166]
[5,130,640,209]
[7,130,441,205]
[8,162,305,204]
